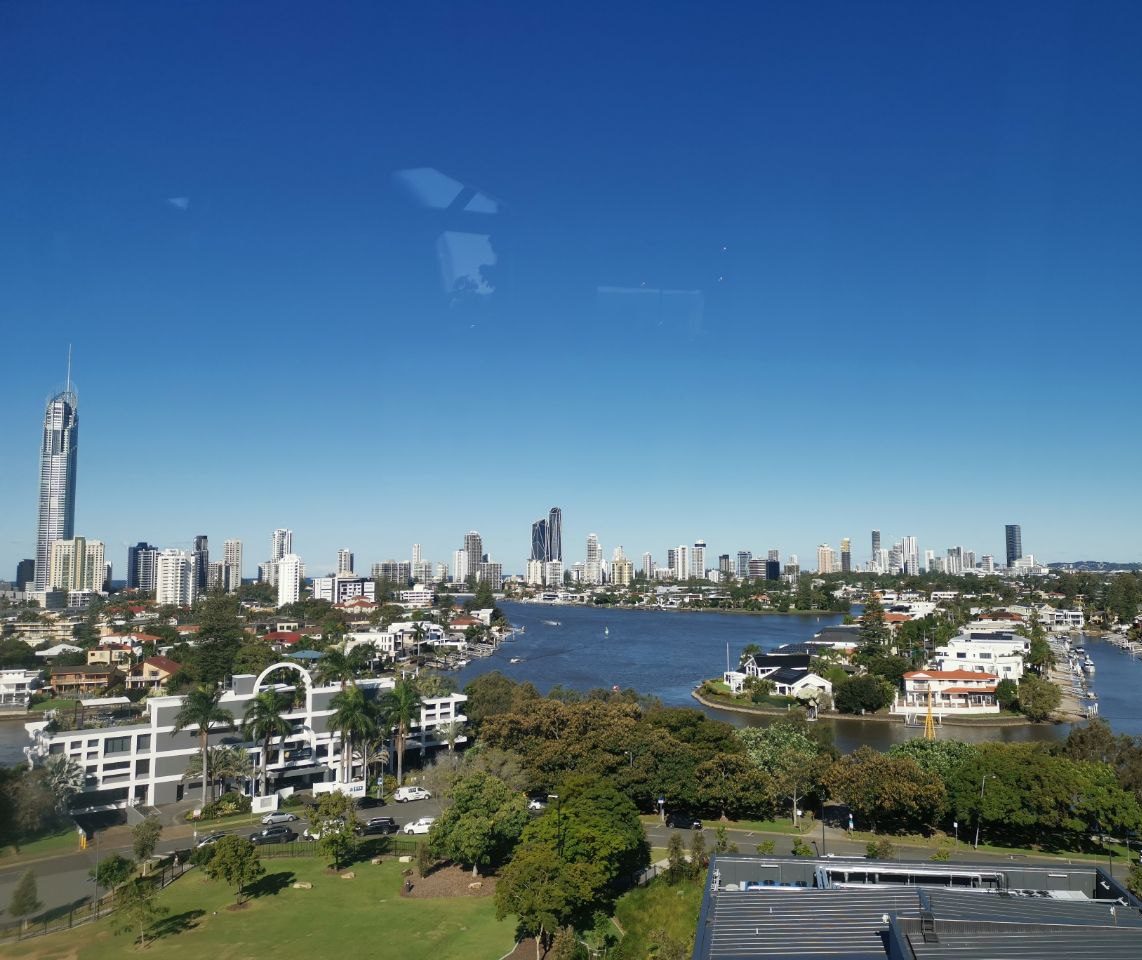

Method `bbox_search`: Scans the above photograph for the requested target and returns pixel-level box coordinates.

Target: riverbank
[518,600,844,618]
[692,689,1042,728]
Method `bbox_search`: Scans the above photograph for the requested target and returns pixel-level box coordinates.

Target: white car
[527,798,547,811]
[393,786,431,803]
[261,811,299,825]
[402,817,436,835]
[302,819,344,842]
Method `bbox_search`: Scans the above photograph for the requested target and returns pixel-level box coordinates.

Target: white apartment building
[223,539,243,593]
[311,576,376,605]
[277,553,301,607]
[24,665,467,811]
[155,550,197,607]
[48,537,105,592]
[929,631,1028,680]
[1,669,42,707]
[526,559,545,586]
[544,560,563,587]
[692,541,706,581]
[337,549,354,575]
[399,585,435,608]
[816,544,838,574]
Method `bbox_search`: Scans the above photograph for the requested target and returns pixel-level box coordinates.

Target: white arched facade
[252,661,316,732]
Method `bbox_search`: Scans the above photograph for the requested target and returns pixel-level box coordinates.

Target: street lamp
[953,821,958,847]
[820,799,827,856]
[658,796,666,824]
[548,793,563,858]
[973,775,993,849]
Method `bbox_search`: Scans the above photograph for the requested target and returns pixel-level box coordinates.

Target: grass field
[613,876,703,959]
[0,826,79,862]
[2,856,514,960]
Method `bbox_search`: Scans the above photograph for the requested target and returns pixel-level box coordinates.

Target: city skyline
[5,3,1142,576]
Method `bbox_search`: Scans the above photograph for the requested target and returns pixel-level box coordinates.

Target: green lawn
[27,698,78,713]
[0,825,79,862]
[2,856,514,960]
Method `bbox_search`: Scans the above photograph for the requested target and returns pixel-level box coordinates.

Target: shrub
[790,838,813,857]
[866,839,896,860]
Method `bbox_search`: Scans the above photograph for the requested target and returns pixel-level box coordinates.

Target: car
[402,817,436,835]
[249,825,298,845]
[357,817,399,836]
[261,811,299,825]
[355,795,384,809]
[195,833,226,848]
[393,786,431,803]
[666,813,703,831]
[527,798,547,811]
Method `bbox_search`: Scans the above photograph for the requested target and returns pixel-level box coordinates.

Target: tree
[8,870,41,929]
[314,648,356,691]
[994,678,1019,711]
[688,828,707,879]
[495,842,605,960]
[824,746,946,833]
[694,753,774,821]
[737,722,826,825]
[242,690,292,797]
[381,678,422,785]
[313,790,357,871]
[665,831,687,884]
[429,771,530,875]
[200,834,264,904]
[112,878,168,948]
[858,592,890,654]
[183,745,252,799]
[132,817,163,874]
[1016,674,1061,722]
[90,854,135,898]
[41,754,85,812]
[833,675,894,714]
[171,686,235,808]
[328,684,378,783]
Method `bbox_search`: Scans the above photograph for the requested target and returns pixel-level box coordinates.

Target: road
[0,796,444,917]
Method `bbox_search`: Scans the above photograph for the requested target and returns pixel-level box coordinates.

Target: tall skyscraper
[901,536,919,575]
[692,540,707,581]
[642,552,654,578]
[530,519,547,561]
[155,549,197,607]
[16,559,35,591]
[816,544,838,574]
[871,530,881,568]
[765,559,781,581]
[223,539,243,593]
[464,531,483,578]
[193,535,209,591]
[337,549,354,575]
[452,549,468,584]
[127,542,158,590]
[673,545,689,580]
[585,533,602,585]
[277,554,301,607]
[767,549,780,562]
[840,538,852,573]
[546,507,562,562]
[736,550,752,579]
[34,379,79,591]
[718,554,732,576]
[271,529,292,562]
[48,537,104,592]
[1005,524,1022,568]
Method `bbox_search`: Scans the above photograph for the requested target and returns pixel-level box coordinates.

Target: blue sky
[3,1,1141,579]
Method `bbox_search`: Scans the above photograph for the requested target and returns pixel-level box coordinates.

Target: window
[136,734,151,751]
[135,758,150,775]
[104,736,131,755]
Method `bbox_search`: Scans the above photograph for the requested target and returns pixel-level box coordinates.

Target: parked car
[355,795,384,809]
[250,825,298,845]
[393,786,431,803]
[261,811,299,825]
[357,817,399,836]
[527,798,547,811]
[402,817,436,835]
[667,812,703,831]
[195,833,226,848]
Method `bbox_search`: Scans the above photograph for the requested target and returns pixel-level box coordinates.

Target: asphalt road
[0,797,444,918]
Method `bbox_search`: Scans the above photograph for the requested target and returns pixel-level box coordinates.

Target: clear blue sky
[3,1,1141,579]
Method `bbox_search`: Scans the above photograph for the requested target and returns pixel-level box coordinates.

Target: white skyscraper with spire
[34,359,79,592]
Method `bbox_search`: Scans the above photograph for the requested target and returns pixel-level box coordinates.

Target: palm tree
[171,687,234,808]
[314,647,355,690]
[380,678,422,786]
[328,685,378,783]
[242,690,292,797]
[183,746,252,797]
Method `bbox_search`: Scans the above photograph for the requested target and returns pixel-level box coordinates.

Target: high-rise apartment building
[692,541,707,581]
[585,533,602,585]
[546,507,562,563]
[718,554,732,576]
[271,529,292,562]
[526,559,545,586]
[34,382,79,591]
[372,561,411,585]
[156,550,197,607]
[411,543,422,566]
[223,539,242,593]
[673,545,689,580]
[127,542,159,591]
[736,551,752,579]
[192,535,209,591]
[767,549,780,562]
[48,537,104,592]
[464,532,483,578]
[1005,525,1022,568]
[452,549,468,584]
[840,538,852,573]
[946,546,964,576]
[901,536,919,576]
[337,549,354,575]
[476,561,503,590]
[16,559,35,591]
[748,558,766,579]
[531,519,547,562]
[544,560,563,586]
[642,552,654,578]
[871,530,881,570]
[276,554,301,607]
[765,559,781,581]
[666,548,677,574]
[611,547,633,587]
[816,544,838,574]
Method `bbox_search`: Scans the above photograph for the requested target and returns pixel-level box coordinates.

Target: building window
[104,736,131,755]
[136,734,151,751]
[135,758,150,776]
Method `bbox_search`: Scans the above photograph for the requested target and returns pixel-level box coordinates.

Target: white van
[393,785,431,803]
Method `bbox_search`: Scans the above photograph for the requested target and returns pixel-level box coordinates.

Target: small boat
[543,620,561,626]
[509,657,522,664]
[1083,657,1095,674]
[604,627,610,636]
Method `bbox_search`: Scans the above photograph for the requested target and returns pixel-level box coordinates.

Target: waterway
[455,603,1142,753]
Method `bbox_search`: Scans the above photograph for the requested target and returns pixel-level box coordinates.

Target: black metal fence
[256,835,421,859]
[0,857,189,944]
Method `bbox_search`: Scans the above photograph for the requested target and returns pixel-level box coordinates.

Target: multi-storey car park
[23,662,466,811]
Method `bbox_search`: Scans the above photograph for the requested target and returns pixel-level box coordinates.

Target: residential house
[893,669,1000,716]
[127,656,183,691]
[50,664,124,697]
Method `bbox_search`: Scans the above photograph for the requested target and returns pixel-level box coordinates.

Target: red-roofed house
[127,656,183,691]
[894,669,1000,716]
[265,631,303,650]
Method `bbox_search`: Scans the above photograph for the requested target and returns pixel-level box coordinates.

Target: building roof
[51,664,120,676]
[265,631,302,645]
[903,669,999,681]
[136,655,182,675]
[748,653,812,671]
[940,685,997,695]
[769,666,812,685]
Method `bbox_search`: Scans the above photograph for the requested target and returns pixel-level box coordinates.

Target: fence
[0,856,189,944]
[255,835,421,859]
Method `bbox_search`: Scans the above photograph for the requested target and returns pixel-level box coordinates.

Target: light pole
[953,821,958,848]
[821,799,826,856]
[973,775,993,850]
[658,796,665,824]
[548,793,563,858]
